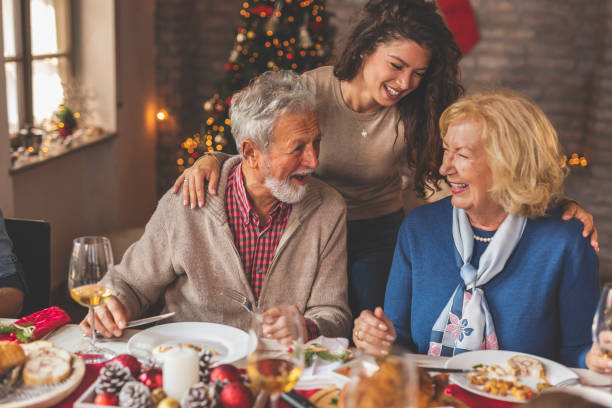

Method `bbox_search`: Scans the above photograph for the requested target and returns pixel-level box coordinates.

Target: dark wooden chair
[4,217,51,316]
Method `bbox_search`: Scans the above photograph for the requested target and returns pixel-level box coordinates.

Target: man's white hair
[229,70,316,155]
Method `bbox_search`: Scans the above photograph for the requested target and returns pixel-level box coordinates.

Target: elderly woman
[354,89,607,372]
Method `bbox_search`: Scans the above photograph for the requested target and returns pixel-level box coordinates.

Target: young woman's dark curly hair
[334,0,464,198]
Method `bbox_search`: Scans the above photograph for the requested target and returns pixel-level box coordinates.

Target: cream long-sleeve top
[108,156,351,337]
[303,66,408,220]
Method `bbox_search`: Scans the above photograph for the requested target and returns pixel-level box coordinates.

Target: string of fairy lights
[161,0,330,172]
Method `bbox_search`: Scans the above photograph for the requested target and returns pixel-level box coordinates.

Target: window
[3,0,71,134]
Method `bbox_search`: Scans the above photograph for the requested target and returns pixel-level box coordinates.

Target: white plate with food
[127,322,253,365]
[0,340,86,408]
[445,350,579,403]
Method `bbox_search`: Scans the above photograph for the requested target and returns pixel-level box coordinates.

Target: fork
[222,288,261,319]
[554,377,581,387]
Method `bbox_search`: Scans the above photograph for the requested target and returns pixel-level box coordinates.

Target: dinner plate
[127,322,253,365]
[445,350,579,404]
[0,354,85,408]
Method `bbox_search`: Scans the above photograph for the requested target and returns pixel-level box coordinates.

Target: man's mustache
[289,169,314,178]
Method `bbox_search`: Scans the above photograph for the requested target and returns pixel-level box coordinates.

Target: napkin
[0,306,71,342]
[294,336,349,390]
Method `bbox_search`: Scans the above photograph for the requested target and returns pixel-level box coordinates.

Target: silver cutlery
[554,377,581,387]
[222,288,261,318]
[419,366,476,373]
[125,312,175,328]
[86,312,176,338]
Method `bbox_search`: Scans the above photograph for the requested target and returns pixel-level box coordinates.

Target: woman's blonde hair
[439,89,567,218]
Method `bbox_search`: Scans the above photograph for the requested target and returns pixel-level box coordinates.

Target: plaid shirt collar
[231,162,291,227]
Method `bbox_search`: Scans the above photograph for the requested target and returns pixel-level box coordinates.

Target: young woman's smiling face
[358,39,431,112]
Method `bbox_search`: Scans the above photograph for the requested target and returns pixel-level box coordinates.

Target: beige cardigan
[110,156,351,338]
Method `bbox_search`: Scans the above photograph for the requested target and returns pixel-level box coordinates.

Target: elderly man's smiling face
[262,111,321,203]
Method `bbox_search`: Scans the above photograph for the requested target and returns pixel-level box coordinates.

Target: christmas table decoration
[0,306,71,342]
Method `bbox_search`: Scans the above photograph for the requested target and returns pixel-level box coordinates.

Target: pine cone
[95,362,133,395]
[199,350,213,383]
[181,382,220,408]
[118,381,152,408]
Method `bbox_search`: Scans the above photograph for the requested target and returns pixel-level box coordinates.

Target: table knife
[125,312,175,328]
[420,366,475,373]
[280,390,317,408]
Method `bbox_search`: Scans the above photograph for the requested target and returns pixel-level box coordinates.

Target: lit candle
[162,347,199,400]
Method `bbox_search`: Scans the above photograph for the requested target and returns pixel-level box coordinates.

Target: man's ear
[241,139,262,169]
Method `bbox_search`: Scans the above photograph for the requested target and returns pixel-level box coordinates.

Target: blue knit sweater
[385,197,599,368]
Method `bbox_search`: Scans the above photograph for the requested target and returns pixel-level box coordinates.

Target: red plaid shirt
[225,163,319,340]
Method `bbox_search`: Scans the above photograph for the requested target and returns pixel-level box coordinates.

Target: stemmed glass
[592,282,612,391]
[68,236,116,364]
[246,306,305,408]
[342,352,418,408]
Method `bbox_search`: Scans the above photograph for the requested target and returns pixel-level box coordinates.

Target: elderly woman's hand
[586,331,612,374]
[561,201,599,252]
[353,307,396,357]
[172,155,221,209]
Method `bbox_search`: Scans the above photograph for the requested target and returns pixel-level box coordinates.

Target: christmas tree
[177,0,332,172]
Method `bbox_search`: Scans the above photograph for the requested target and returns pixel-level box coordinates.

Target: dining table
[6,321,612,408]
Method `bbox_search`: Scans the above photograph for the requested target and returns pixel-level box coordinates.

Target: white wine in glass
[246,307,305,408]
[592,282,612,393]
[69,236,116,364]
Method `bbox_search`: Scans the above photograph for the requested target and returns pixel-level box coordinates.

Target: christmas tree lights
[176,0,331,171]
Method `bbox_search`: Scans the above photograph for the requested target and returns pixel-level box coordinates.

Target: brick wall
[155,0,243,193]
[154,0,612,278]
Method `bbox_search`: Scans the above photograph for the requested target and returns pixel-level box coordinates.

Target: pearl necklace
[473,234,493,243]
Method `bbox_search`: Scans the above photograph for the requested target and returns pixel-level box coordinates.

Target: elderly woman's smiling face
[439,121,506,228]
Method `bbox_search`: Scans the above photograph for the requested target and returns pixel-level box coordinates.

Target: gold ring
[354,329,361,342]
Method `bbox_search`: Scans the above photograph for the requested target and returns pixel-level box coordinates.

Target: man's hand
[172,155,221,209]
[353,307,396,357]
[561,201,599,251]
[261,305,306,345]
[79,296,130,338]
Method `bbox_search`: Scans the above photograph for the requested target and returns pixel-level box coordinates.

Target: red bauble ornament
[220,382,253,408]
[94,392,118,406]
[210,364,241,384]
[286,53,294,60]
[107,354,142,377]
[225,62,233,72]
[139,367,163,390]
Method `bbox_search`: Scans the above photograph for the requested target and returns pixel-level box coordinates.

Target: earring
[359,54,363,59]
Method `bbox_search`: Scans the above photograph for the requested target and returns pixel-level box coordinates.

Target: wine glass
[246,306,305,408]
[68,236,116,364]
[592,282,612,392]
[341,353,418,408]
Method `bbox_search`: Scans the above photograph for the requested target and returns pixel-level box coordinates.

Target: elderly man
[80,70,350,342]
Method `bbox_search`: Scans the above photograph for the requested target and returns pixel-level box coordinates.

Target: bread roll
[0,341,26,375]
[20,340,54,357]
[27,346,71,363]
[22,355,71,386]
[507,355,547,381]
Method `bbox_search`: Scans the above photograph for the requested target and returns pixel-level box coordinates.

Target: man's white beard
[263,162,312,204]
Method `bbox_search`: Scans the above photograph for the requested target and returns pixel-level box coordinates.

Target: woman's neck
[340,77,381,114]
[466,207,508,231]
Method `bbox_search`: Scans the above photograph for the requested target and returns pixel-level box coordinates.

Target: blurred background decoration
[175,0,333,172]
